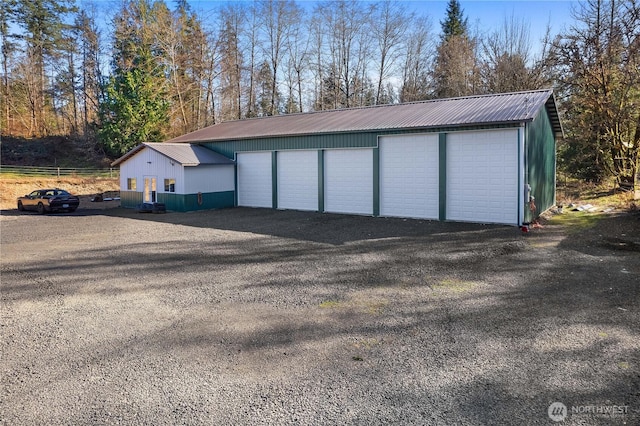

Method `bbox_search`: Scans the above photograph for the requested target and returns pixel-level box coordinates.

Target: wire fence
[0,165,118,178]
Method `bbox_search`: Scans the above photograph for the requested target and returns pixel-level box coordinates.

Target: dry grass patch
[0,176,119,210]
[432,278,478,293]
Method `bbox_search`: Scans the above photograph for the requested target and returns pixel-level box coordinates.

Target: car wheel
[37,202,46,214]
[17,201,24,211]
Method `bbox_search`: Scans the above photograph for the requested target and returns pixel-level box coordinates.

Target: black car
[17,189,80,214]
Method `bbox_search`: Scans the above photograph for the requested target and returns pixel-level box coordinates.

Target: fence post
[57,167,60,178]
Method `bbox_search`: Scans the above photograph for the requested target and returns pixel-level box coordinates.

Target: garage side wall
[184,165,234,194]
[525,107,556,223]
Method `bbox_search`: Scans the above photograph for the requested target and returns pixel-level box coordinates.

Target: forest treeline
[1,0,638,186]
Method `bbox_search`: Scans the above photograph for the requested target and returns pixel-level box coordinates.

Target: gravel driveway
[1,207,639,425]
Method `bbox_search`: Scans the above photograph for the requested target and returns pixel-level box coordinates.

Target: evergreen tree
[11,0,76,135]
[432,0,478,98]
[99,49,168,156]
[1,0,17,134]
[98,0,169,156]
[74,8,102,138]
[440,0,468,40]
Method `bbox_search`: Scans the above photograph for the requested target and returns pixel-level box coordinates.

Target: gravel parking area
[1,207,639,425]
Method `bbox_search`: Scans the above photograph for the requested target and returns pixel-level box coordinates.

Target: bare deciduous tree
[259,0,301,115]
[372,0,409,105]
[400,15,434,102]
[553,0,639,186]
[480,13,537,92]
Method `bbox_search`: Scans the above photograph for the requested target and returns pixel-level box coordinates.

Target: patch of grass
[617,361,630,370]
[433,278,477,293]
[556,176,636,210]
[319,298,388,315]
[352,338,381,350]
[364,300,388,315]
[319,300,342,309]
[527,241,560,248]
[547,211,602,233]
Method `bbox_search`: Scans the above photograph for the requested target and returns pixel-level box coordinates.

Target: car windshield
[55,190,70,196]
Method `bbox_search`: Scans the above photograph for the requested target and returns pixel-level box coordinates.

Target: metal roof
[111,142,235,166]
[168,89,563,144]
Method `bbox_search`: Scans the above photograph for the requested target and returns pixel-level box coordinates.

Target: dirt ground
[0,176,119,211]
[1,203,638,425]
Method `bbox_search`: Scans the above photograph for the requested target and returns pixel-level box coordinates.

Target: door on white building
[144,176,157,203]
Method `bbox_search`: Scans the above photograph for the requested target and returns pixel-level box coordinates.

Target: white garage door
[324,149,373,215]
[446,129,518,224]
[237,152,272,208]
[277,150,318,211]
[380,134,439,219]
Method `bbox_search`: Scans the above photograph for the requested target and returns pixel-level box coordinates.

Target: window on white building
[127,178,137,191]
[164,178,175,192]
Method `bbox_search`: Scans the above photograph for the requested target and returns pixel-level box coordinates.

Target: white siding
[184,164,234,194]
[324,149,373,215]
[446,129,518,224]
[380,134,439,219]
[277,151,318,211]
[119,147,185,193]
[237,152,272,208]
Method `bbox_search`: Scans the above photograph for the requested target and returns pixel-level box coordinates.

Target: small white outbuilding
[112,142,235,211]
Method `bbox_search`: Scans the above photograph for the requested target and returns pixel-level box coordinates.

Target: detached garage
[115,89,562,225]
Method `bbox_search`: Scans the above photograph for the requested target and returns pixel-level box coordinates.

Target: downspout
[519,124,526,226]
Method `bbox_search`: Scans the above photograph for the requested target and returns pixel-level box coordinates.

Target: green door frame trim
[438,133,447,221]
[318,150,324,212]
[233,160,238,207]
[272,151,278,209]
[373,147,380,216]
[518,125,525,226]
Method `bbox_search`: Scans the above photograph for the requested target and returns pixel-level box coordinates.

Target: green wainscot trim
[155,191,235,212]
[120,191,143,208]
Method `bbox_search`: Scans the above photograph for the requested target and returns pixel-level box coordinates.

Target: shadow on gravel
[2,208,639,424]
[97,206,522,246]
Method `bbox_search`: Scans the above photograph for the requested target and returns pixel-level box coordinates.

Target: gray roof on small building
[111,142,235,167]
[168,89,562,144]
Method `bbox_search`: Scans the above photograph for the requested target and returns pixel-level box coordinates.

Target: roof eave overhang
[111,144,146,167]
[545,93,564,138]
[186,121,528,145]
